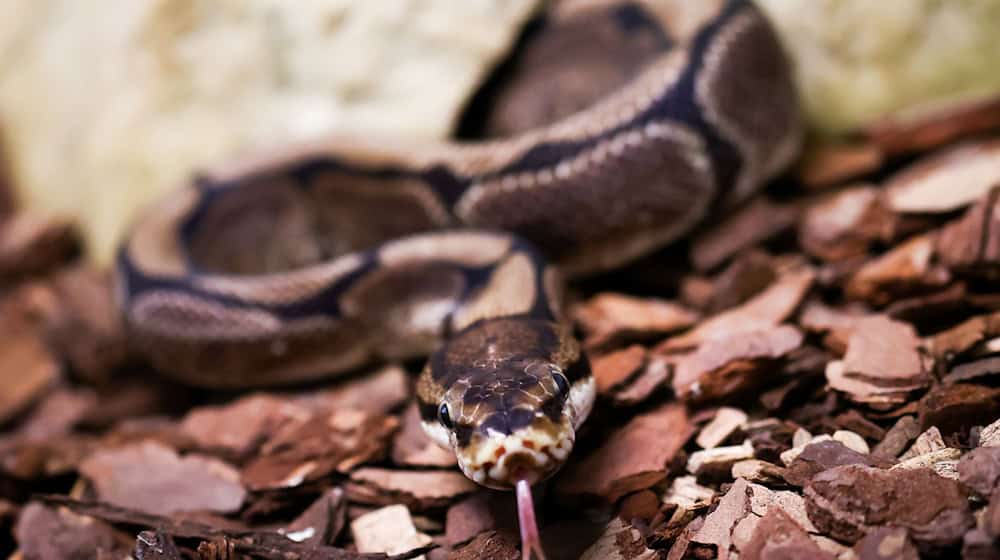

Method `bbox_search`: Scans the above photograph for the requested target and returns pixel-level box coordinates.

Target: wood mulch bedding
[4,93,1000,560]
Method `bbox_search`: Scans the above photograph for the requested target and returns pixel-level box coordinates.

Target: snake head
[417,317,594,489]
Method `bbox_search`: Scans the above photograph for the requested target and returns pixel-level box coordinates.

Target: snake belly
[114,0,801,488]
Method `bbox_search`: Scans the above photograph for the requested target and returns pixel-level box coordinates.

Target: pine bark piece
[608,355,671,407]
[79,441,246,516]
[618,490,660,525]
[884,140,1000,214]
[963,527,1000,560]
[731,459,787,486]
[346,468,476,511]
[37,494,405,560]
[898,427,946,461]
[0,212,78,281]
[0,319,61,425]
[826,315,930,407]
[690,198,799,272]
[844,234,950,305]
[15,502,133,560]
[918,383,1000,435]
[804,464,973,546]
[573,292,698,351]
[890,448,961,480]
[687,440,754,481]
[351,505,432,560]
[854,526,919,560]
[32,265,127,383]
[926,311,1000,361]
[799,185,893,262]
[299,364,410,416]
[135,530,183,560]
[180,394,308,459]
[282,487,347,547]
[797,299,868,354]
[556,402,693,502]
[957,447,1000,497]
[866,94,1000,156]
[784,440,882,487]
[688,478,814,559]
[981,418,1000,447]
[742,508,833,560]
[672,325,804,403]
[241,408,397,492]
[797,141,884,189]
[591,344,647,395]
[391,403,456,468]
[660,267,814,352]
[936,186,1000,279]
[706,250,778,313]
[872,416,921,459]
[578,517,657,560]
[447,530,519,560]
[687,478,752,559]
[445,492,514,547]
[944,356,1000,384]
[696,407,748,449]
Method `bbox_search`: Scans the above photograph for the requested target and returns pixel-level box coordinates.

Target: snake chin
[454,423,575,490]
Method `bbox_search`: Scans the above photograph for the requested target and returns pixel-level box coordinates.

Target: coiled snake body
[116,0,800,499]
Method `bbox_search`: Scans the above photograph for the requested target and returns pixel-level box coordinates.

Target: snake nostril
[494,446,506,460]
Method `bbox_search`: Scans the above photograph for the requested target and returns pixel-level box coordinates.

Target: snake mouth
[457,427,575,489]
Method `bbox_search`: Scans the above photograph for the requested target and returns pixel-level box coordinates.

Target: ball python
[115,0,799,555]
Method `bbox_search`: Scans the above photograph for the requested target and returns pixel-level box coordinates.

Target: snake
[114,0,799,531]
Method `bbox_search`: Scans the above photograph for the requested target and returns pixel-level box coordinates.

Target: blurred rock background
[0,0,540,263]
[1,0,1000,264]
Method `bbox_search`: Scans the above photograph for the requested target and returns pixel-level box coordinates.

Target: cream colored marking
[457,115,703,224]
[378,231,512,268]
[451,252,537,331]
[126,186,200,277]
[453,420,576,489]
[542,267,565,322]
[568,376,596,430]
[421,419,452,449]
[195,253,364,305]
[696,10,799,205]
[131,291,282,338]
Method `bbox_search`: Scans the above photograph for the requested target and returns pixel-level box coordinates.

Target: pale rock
[792,427,813,448]
[687,439,755,479]
[832,430,870,455]
[351,504,431,559]
[662,475,715,510]
[757,0,1000,134]
[731,459,786,485]
[899,426,946,461]
[0,0,540,263]
[890,448,962,480]
[981,417,1000,447]
[696,407,748,449]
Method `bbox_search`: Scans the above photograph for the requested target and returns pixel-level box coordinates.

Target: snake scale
[115,0,800,519]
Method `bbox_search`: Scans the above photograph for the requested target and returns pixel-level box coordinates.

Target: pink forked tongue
[515,478,546,560]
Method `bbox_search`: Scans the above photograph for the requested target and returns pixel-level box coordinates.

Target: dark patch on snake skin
[613,3,670,38]
[117,240,380,321]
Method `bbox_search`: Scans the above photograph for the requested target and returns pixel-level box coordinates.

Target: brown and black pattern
[114,0,800,486]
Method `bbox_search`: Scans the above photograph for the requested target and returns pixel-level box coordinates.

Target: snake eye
[438,402,454,429]
[553,372,570,396]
